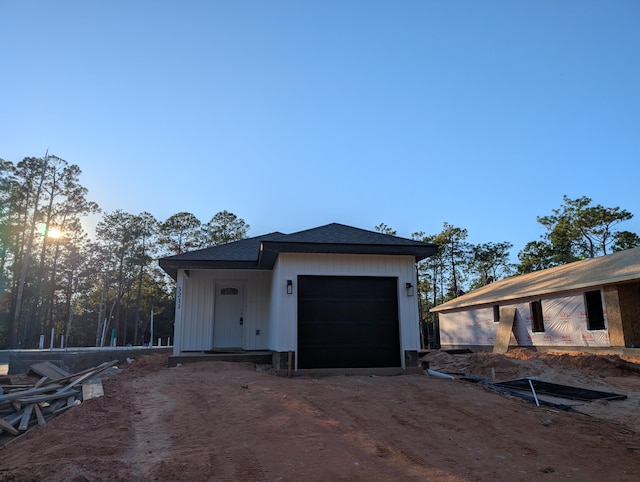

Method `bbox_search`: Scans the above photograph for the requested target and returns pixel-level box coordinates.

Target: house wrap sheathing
[431,246,640,351]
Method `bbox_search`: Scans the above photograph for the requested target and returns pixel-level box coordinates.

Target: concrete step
[168,351,273,367]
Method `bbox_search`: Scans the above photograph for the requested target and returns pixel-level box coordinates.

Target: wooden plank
[3,412,22,426]
[493,307,518,354]
[18,404,34,432]
[49,399,67,412]
[0,384,64,403]
[1,383,32,390]
[34,404,46,426]
[34,376,49,387]
[56,360,118,394]
[82,379,104,400]
[28,361,71,381]
[42,360,118,388]
[17,389,80,404]
[0,416,19,435]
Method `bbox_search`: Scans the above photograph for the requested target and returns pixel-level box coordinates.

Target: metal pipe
[426,369,455,380]
[528,378,540,407]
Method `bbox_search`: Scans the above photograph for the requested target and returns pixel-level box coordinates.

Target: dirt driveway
[1,350,640,481]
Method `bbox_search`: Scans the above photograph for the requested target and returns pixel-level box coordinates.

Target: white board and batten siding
[270,253,421,357]
[439,289,610,348]
[176,269,272,353]
[175,253,423,358]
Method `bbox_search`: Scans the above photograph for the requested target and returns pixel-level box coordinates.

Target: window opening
[493,305,500,322]
[220,287,239,295]
[584,290,605,330]
[530,300,545,332]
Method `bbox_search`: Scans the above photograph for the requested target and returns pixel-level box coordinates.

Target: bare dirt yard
[2,349,640,481]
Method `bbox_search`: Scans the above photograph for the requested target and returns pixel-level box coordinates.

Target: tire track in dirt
[123,365,271,481]
[122,375,176,480]
[248,380,462,480]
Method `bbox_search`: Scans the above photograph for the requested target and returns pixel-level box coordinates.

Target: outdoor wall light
[286,279,293,295]
[405,282,414,296]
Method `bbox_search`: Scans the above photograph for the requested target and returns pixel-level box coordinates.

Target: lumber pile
[0,360,118,438]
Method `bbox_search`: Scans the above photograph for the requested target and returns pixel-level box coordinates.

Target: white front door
[213,282,244,348]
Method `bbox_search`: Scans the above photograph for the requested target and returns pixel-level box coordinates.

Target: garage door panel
[298,276,400,369]
[301,346,397,369]
[299,299,397,321]
[299,321,397,342]
[302,278,396,299]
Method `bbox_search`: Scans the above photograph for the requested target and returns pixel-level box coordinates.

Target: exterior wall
[172,270,186,356]
[174,253,422,364]
[268,260,287,352]
[439,289,611,349]
[270,253,421,369]
[179,270,213,351]
[176,269,273,353]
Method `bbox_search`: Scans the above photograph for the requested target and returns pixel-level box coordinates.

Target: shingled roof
[431,246,640,313]
[159,223,438,278]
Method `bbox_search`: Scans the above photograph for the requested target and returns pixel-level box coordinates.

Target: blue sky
[1,1,639,258]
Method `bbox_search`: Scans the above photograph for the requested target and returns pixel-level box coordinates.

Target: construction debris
[27,361,71,381]
[82,379,105,401]
[425,369,456,380]
[0,360,118,438]
[462,374,584,413]
[494,378,628,402]
[462,374,628,413]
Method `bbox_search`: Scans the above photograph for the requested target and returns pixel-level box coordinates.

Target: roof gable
[282,223,426,246]
[432,246,640,312]
[162,232,287,262]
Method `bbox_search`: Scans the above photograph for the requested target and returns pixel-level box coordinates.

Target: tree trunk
[12,156,48,347]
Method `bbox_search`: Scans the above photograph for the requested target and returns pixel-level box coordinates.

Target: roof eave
[431,274,640,313]
[258,241,438,268]
[159,259,262,279]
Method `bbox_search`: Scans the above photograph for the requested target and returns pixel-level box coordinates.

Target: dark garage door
[297,276,400,369]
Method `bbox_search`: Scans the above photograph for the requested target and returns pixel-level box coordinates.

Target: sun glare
[48,227,62,239]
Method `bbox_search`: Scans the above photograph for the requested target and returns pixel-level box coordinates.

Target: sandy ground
[1,349,640,481]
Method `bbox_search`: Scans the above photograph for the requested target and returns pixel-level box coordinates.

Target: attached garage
[297,276,400,369]
[159,223,438,371]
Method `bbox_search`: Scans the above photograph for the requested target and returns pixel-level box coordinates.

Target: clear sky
[1,1,639,258]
